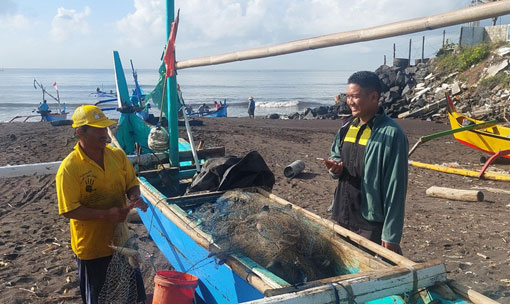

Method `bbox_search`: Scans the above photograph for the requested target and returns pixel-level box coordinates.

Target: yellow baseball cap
[71,105,116,128]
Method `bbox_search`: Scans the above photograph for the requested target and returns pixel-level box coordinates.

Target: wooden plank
[447,280,501,304]
[243,260,446,304]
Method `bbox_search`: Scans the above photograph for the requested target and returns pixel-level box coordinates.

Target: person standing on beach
[248,96,255,118]
[56,105,148,304]
[38,100,49,121]
[321,71,408,254]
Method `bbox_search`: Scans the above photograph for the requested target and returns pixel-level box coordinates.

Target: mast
[166,0,179,167]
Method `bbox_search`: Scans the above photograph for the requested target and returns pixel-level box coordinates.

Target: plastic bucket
[152,270,198,304]
[284,160,305,178]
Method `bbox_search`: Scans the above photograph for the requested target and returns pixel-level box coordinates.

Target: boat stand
[478,150,510,178]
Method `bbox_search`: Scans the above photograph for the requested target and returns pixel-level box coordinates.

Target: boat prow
[446,93,510,158]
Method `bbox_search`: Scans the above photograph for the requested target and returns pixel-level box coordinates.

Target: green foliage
[480,73,510,89]
[457,44,490,71]
[434,44,490,75]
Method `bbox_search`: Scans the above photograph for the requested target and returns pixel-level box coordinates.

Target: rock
[402,84,412,97]
[266,113,280,119]
[485,60,509,77]
[496,46,510,57]
[451,82,462,96]
[316,106,329,116]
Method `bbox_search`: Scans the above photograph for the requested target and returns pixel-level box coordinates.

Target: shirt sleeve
[328,129,343,179]
[56,162,82,215]
[122,151,139,191]
[380,129,408,244]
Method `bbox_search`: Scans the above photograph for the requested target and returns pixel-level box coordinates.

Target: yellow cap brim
[72,117,116,128]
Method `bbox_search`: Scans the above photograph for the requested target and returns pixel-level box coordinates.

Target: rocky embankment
[278,45,510,122]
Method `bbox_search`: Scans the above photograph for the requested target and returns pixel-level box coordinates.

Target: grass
[480,73,510,89]
[434,44,490,75]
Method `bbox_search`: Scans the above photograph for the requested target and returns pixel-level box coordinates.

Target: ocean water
[0,68,354,122]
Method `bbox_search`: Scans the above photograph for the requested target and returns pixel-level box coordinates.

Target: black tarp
[187,151,275,193]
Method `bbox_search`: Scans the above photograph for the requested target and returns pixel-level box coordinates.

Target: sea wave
[256,100,300,108]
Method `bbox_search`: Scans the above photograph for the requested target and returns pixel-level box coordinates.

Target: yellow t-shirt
[56,143,139,260]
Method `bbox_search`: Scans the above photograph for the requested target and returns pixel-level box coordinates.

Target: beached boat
[106,1,510,303]
[447,93,510,158]
[188,105,228,118]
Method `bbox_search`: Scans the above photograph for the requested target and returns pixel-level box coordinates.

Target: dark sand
[0,117,509,303]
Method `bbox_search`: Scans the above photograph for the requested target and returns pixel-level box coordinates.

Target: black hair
[347,71,382,96]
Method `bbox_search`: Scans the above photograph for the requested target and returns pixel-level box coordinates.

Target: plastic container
[152,270,198,304]
[283,160,305,178]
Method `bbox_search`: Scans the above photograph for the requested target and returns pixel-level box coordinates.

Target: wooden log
[426,186,484,202]
[244,260,446,304]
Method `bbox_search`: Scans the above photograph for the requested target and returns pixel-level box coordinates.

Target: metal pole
[442,30,446,47]
[166,0,179,167]
[421,36,425,62]
[384,55,386,65]
[408,39,412,66]
[393,43,396,59]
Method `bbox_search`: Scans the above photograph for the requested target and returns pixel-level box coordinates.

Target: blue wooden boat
[188,105,228,118]
[108,1,501,303]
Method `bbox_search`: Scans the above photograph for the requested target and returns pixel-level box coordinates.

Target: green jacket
[330,113,408,244]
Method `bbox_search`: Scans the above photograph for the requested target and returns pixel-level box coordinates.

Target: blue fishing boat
[108,1,506,303]
[188,104,228,118]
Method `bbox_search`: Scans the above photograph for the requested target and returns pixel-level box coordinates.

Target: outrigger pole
[176,0,510,70]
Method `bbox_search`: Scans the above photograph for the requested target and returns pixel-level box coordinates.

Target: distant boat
[188,105,228,118]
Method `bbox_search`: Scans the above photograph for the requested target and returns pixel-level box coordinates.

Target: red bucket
[153,270,198,304]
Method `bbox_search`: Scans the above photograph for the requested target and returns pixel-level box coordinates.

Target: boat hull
[448,110,510,158]
[189,106,227,118]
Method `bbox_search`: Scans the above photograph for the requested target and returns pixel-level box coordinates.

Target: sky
[0,0,508,70]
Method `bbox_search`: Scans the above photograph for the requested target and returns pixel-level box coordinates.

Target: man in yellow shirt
[56,105,148,304]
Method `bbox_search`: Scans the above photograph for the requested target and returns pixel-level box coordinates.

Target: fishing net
[192,190,339,284]
[98,233,142,304]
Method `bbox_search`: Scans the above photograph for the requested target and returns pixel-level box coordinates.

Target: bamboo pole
[176,1,510,70]
[409,160,510,182]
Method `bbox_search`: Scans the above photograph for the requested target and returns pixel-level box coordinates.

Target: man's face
[346,83,379,123]
[78,126,109,150]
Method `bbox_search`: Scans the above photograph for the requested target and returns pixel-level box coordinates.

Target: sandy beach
[1,117,509,303]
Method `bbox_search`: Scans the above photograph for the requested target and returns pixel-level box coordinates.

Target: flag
[53,81,58,91]
[163,9,180,78]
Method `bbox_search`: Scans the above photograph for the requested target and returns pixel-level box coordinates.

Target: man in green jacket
[322,71,408,254]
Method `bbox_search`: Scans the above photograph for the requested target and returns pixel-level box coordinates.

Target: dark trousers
[76,256,146,304]
[77,256,112,304]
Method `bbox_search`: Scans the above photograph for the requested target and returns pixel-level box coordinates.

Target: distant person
[56,105,148,304]
[248,96,255,118]
[214,100,220,110]
[321,71,408,254]
[39,100,50,121]
[198,103,210,115]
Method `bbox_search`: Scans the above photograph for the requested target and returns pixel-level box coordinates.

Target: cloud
[50,6,91,42]
[0,13,29,30]
[115,0,165,47]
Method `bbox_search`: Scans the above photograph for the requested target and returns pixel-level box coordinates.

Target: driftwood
[398,98,446,119]
[426,186,484,202]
